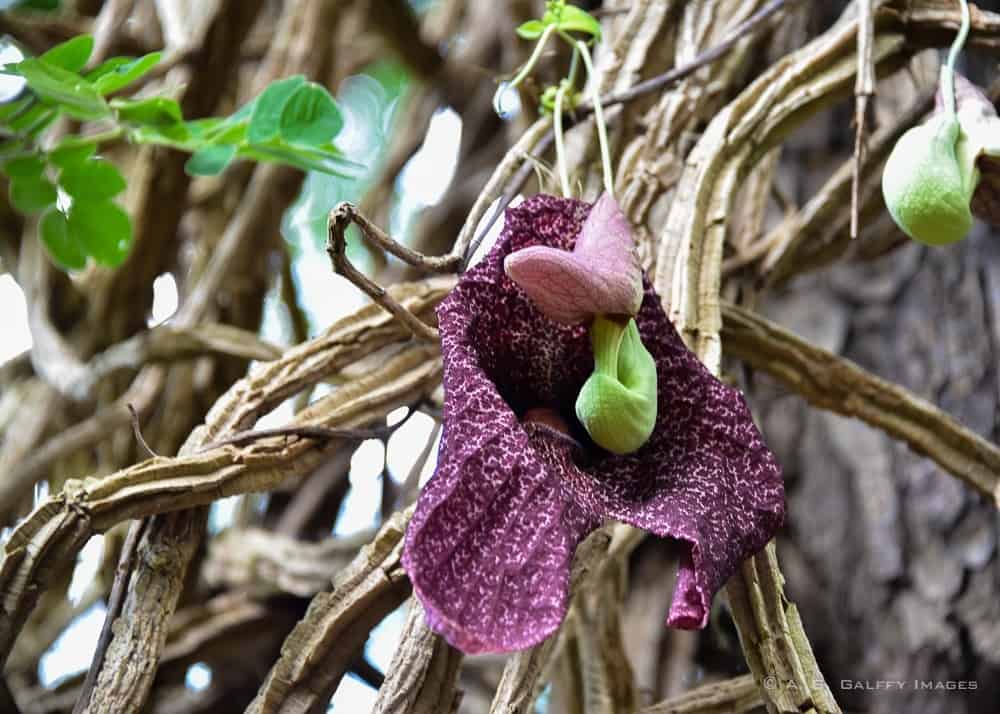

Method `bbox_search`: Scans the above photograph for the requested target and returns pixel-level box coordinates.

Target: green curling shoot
[576,315,657,455]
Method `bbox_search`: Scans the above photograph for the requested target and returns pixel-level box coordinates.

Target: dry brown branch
[594,0,799,110]
[638,674,762,714]
[573,561,636,714]
[7,2,1000,712]
[64,324,281,402]
[470,0,802,263]
[0,282,450,669]
[274,449,354,537]
[0,366,167,522]
[452,116,553,264]
[203,528,377,597]
[371,600,464,714]
[92,0,267,341]
[246,508,414,714]
[0,343,440,682]
[852,0,878,240]
[22,592,302,714]
[327,202,461,342]
[721,301,1000,505]
[646,5,934,710]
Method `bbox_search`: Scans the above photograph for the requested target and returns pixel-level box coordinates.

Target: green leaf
[184,117,226,139]
[278,83,343,146]
[2,154,44,178]
[180,117,247,147]
[17,58,109,120]
[555,5,601,39]
[40,35,94,73]
[247,75,306,144]
[49,140,97,168]
[112,96,182,127]
[39,206,85,270]
[240,138,363,178]
[13,0,61,9]
[0,96,32,123]
[9,174,56,213]
[85,56,129,82]
[516,20,546,39]
[67,199,131,266]
[185,144,237,176]
[127,123,194,149]
[230,96,259,123]
[4,102,57,137]
[91,52,161,95]
[59,158,126,200]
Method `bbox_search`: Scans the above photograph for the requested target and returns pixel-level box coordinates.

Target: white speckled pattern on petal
[402,195,785,654]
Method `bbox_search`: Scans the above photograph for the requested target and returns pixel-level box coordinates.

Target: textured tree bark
[756,227,1000,714]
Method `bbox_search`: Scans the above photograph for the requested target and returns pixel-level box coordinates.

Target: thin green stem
[942,0,971,116]
[506,24,557,94]
[75,127,125,146]
[567,43,580,87]
[577,40,614,197]
[554,80,572,197]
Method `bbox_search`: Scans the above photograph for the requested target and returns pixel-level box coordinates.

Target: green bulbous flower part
[881,112,975,246]
[575,315,657,455]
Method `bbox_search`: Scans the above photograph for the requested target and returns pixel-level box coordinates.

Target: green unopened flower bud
[575,315,657,455]
[881,111,974,246]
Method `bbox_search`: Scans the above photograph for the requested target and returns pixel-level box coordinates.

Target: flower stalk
[941,0,971,117]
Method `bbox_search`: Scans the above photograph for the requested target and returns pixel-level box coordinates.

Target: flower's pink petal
[573,192,643,316]
[504,245,614,324]
[503,193,642,324]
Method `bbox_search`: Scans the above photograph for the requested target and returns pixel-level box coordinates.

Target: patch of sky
[333,438,385,537]
[148,273,179,326]
[392,107,462,239]
[38,601,107,687]
[0,40,25,101]
[386,410,438,485]
[67,534,105,606]
[0,274,32,365]
[328,673,379,713]
[365,605,407,672]
[208,494,244,535]
[185,662,213,692]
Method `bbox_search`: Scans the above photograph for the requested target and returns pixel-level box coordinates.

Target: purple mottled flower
[401,194,784,654]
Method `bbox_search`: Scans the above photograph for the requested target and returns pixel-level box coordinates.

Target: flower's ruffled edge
[403,194,784,652]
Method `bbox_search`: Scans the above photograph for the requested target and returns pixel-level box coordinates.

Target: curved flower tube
[401,194,784,654]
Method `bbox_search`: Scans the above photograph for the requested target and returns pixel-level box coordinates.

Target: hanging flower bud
[881,109,974,246]
[503,192,642,324]
[575,315,657,454]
